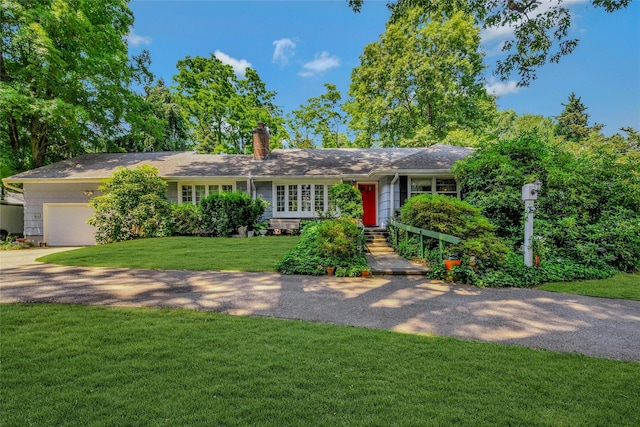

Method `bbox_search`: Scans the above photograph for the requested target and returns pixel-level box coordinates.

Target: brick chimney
[253,122,270,160]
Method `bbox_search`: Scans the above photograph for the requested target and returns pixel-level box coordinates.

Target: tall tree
[288,83,349,148]
[117,79,192,152]
[344,8,496,147]
[555,92,602,142]
[0,0,144,169]
[347,0,631,86]
[173,55,286,154]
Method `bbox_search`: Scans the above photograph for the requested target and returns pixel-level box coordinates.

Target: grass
[2,304,638,426]
[36,236,299,272]
[538,273,640,301]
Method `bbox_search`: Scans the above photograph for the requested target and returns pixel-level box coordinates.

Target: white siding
[23,183,101,244]
[378,176,391,227]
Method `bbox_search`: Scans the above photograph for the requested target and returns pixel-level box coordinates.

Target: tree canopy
[346,0,631,86]
[287,83,350,148]
[344,8,496,147]
[0,0,145,170]
[173,54,287,154]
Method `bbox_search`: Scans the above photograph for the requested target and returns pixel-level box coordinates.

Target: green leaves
[287,83,349,148]
[345,7,495,147]
[173,54,286,154]
[88,166,172,244]
[1,0,142,169]
[349,0,631,86]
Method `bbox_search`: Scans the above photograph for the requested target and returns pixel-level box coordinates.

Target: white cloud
[272,38,296,66]
[214,50,252,78]
[300,51,340,77]
[126,29,151,47]
[485,77,521,96]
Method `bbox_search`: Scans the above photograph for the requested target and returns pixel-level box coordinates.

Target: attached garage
[44,204,96,246]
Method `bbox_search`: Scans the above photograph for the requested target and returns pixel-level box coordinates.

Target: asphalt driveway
[2,248,639,361]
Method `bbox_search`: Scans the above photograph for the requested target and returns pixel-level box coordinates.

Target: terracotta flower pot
[444,259,461,271]
[326,267,335,275]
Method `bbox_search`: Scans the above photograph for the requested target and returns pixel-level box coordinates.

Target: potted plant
[444,254,461,271]
[326,266,336,275]
[360,266,372,277]
[254,221,269,236]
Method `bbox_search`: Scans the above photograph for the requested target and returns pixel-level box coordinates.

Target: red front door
[358,184,377,226]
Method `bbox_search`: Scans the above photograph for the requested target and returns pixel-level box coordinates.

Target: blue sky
[127,0,640,137]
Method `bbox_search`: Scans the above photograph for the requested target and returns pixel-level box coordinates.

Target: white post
[521,181,542,267]
[523,199,535,267]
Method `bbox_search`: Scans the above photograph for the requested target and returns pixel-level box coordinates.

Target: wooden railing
[389,220,461,260]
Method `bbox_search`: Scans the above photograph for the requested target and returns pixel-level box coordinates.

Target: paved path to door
[2,248,639,361]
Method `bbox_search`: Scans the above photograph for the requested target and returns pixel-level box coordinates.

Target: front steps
[364,228,394,254]
[363,227,430,275]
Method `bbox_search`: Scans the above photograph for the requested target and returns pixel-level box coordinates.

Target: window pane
[301,185,311,212]
[221,185,233,193]
[276,185,286,212]
[314,185,325,212]
[181,185,193,204]
[288,185,298,212]
[411,179,432,193]
[208,185,219,194]
[436,179,457,193]
[195,185,206,204]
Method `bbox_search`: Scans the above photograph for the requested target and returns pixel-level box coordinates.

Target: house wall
[167,182,178,203]
[255,181,273,219]
[378,176,390,228]
[23,182,101,244]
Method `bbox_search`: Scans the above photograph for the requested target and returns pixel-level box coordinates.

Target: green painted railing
[389,220,461,260]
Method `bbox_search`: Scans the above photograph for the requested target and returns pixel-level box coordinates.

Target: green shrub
[200,192,266,237]
[171,203,201,236]
[88,166,172,244]
[317,218,360,259]
[435,251,617,288]
[399,194,508,264]
[453,132,640,274]
[329,184,363,219]
[277,220,368,275]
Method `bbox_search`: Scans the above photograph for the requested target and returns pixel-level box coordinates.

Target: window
[436,179,457,195]
[410,179,432,194]
[314,185,325,212]
[181,185,193,204]
[301,185,311,212]
[276,185,286,212]
[275,183,329,216]
[195,185,206,204]
[409,178,458,197]
[288,185,298,211]
[180,183,235,204]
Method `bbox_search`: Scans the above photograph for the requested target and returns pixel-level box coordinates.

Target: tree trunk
[30,116,48,168]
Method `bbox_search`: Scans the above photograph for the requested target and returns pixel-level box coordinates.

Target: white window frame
[408,177,460,198]
[272,182,333,218]
[178,182,236,205]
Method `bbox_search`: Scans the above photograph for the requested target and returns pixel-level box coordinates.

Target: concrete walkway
[366,252,430,275]
[2,247,639,361]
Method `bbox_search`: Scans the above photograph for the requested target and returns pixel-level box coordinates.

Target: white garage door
[44,204,96,246]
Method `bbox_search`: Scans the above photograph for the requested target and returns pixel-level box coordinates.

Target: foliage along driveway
[2,248,640,361]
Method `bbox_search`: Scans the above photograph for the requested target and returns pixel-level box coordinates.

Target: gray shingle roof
[6,144,473,182]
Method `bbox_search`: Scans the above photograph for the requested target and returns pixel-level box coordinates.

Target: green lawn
[37,236,299,272]
[538,273,640,301]
[2,304,638,426]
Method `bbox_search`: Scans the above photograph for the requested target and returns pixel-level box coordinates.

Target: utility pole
[522,180,542,267]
